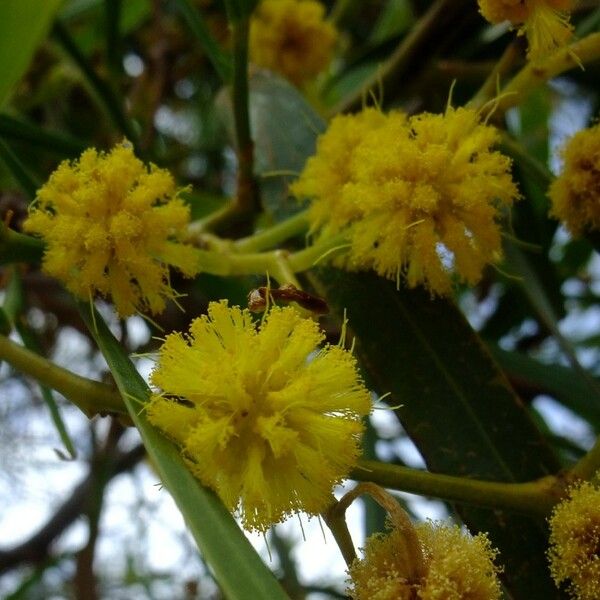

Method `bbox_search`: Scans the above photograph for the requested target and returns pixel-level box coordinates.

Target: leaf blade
[79,304,289,600]
[315,269,563,598]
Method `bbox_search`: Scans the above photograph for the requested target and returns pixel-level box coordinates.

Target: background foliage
[0,0,599,598]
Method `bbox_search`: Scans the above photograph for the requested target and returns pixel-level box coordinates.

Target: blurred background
[0,0,599,597]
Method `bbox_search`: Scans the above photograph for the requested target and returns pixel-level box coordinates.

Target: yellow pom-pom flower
[23,143,200,317]
[549,123,600,236]
[250,0,338,86]
[548,480,600,600]
[146,300,371,532]
[348,521,502,600]
[478,0,574,61]
[291,106,518,295]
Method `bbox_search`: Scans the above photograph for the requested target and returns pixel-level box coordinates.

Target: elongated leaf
[0,0,64,108]
[490,345,600,428]
[219,70,325,220]
[79,304,289,600]
[315,269,563,599]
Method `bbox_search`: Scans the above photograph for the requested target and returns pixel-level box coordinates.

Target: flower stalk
[353,459,561,516]
[0,333,124,417]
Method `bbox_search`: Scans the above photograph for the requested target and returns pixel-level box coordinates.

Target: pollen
[249,0,338,86]
[23,142,200,317]
[146,300,371,532]
[549,123,600,237]
[291,106,518,296]
[477,0,574,61]
[548,480,600,600]
[348,520,502,600]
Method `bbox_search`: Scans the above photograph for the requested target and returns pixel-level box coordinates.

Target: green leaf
[315,269,562,599]
[489,344,600,428]
[0,0,64,108]
[173,0,232,82]
[219,70,325,221]
[78,304,289,600]
[0,113,86,156]
[370,0,415,45]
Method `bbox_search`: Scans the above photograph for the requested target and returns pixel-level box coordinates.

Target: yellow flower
[291,106,518,296]
[348,521,502,600]
[477,0,574,60]
[250,0,338,86]
[147,300,371,532]
[548,480,600,600]
[23,142,200,317]
[549,123,600,236]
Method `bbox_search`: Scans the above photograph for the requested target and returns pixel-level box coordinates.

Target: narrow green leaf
[0,0,64,108]
[17,322,78,459]
[2,268,77,458]
[0,225,44,265]
[370,0,415,44]
[219,70,325,221]
[173,0,232,82]
[315,269,562,599]
[52,21,139,144]
[504,241,600,406]
[78,304,289,600]
[0,113,86,156]
[489,344,600,428]
[0,139,40,199]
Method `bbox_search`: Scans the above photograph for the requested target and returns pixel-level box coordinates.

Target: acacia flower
[549,123,600,236]
[23,142,200,317]
[250,0,338,86]
[477,0,574,61]
[146,300,371,532]
[548,480,600,600]
[348,520,502,600]
[291,106,518,296]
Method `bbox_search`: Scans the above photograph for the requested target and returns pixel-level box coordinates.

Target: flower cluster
[348,520,502,600]
[24,143,200,317]
[548,480,600,600]
[147,300,371,532]
[291,106,518,295]
[549,123,600,236]
[477,0,574,60]
[249,0,337,86]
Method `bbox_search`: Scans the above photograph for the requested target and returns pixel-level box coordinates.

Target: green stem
[187,201,243,237]
[321,496,357,568]
[233,211,309,253]
[0,139,39,199]
[173,0,232,82]
[571,437,600,480]
[52,21,138,146]
[330,0,468,115]
[196,232,347,280]
[329,0,355,25]
[352,459,561,516]
[270,251,302,288]
[0,333,125,417]
[0,225,44,265]
[287,233,348,272]
[469,41,521,111]
[491,32,600,117]
[229,16,259,215]
[500,133,552,190]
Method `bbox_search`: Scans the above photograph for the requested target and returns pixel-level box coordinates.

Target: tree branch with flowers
[1,0,600,598]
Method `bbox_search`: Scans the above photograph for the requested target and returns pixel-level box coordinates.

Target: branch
[0,333,125,417]
[0,443,145,574]
[352,459,563,516]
